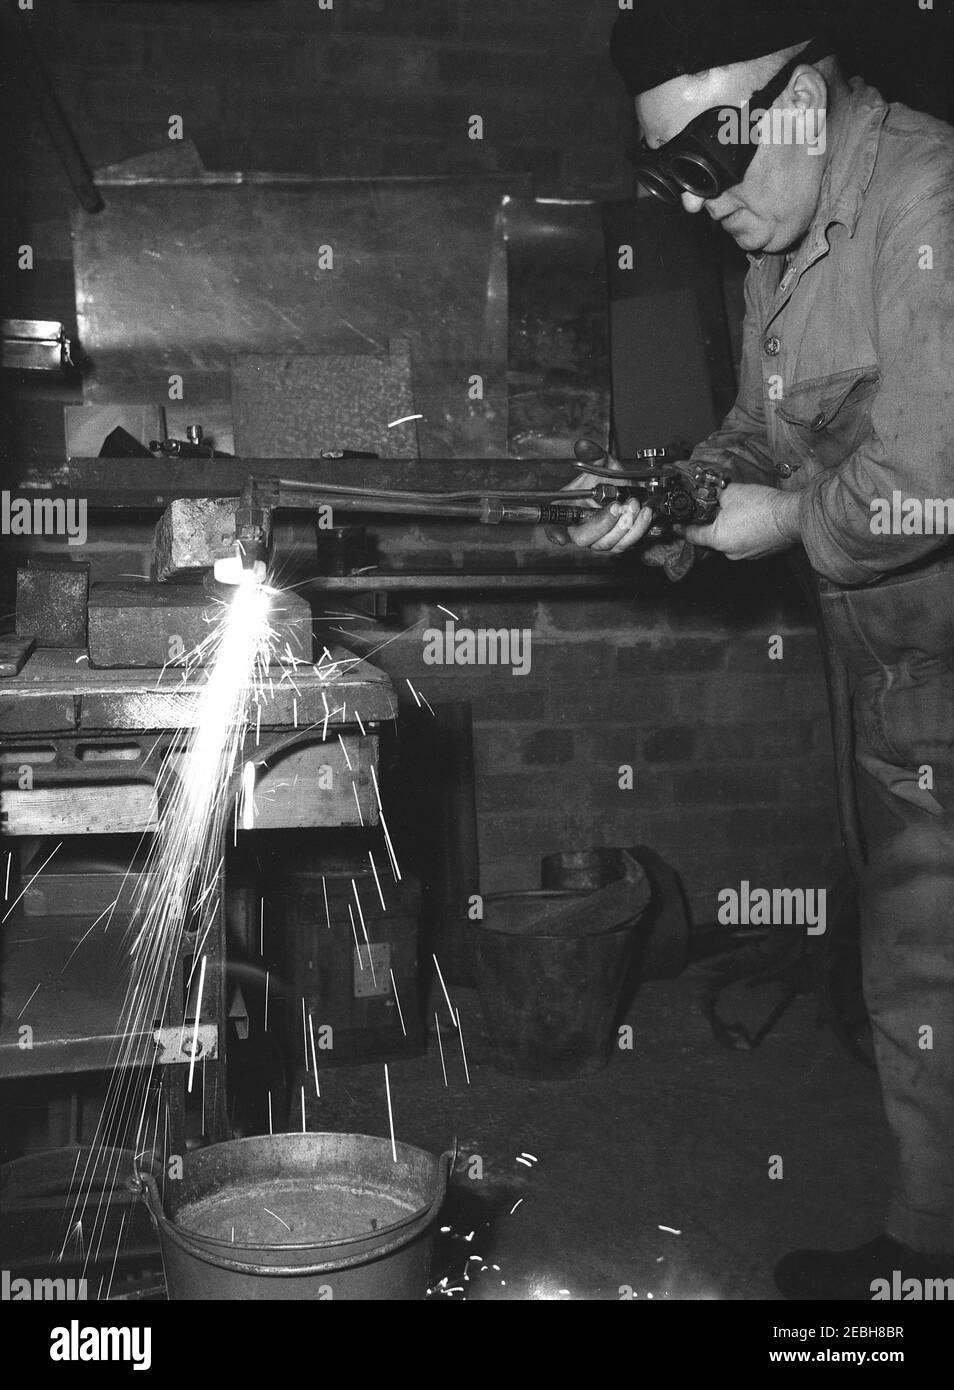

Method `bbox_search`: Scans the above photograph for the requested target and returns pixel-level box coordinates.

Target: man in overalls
[562,1,954,1299]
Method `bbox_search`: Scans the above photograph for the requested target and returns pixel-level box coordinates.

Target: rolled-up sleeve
[798,184,954,585]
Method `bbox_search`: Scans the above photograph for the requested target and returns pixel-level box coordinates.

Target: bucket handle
[136,1151,454,1279]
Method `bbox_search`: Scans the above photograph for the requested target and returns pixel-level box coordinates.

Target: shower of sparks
[61,571,282,1275]
[456,1008,471,1085]
[352,880,377,986]
[61,900,118,975]
[327,615,429,680]
[435,1014,448,1087]
[308,1013,320,1094]
[368,851,387,911]
[302,997,310,1071]
[4,851,11,899]
[379,812,401,882]
[389,969,407,1036]
[384,1063,397,1162]
[510,1199,524,1215]
[437,605,459,621]
[369,764,383,811]
[67,1220,84,1261]
[264,1208,291,1232]
[338,734,352,769]
[240,760,256,829]
[260,898,264,954]
[348,904,364,967]
[301,1085,307,1133]
[387,413,424,427]
[321,875,331,929]
[105,1211,126,1301]
[351,780,365,825]
[370,765,402,881]
[93,1210,109,1264]
[355,712,366,736]
[405,678,422,708]
[69,1147,84,1191]
[268,1092,274,1135]
[187,955,207,1094]
[264,969,270,1031]
[369,787,397,878]
[16,982,40,1020]
[432,954,457,1028]
[2,841,60,924]
[146,1088,163,1174]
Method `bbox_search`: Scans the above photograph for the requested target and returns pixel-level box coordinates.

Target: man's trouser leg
[820,561,954,1254]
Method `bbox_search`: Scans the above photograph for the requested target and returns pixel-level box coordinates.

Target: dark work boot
[774,1234,954,1301]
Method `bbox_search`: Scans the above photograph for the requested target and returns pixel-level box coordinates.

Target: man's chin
[719,212,766,253]
[730,228,768,253]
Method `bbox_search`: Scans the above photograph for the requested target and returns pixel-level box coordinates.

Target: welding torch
[214,440,727,583]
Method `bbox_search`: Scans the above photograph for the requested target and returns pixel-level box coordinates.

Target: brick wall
[323,542,845,926]
[24,1,629,190]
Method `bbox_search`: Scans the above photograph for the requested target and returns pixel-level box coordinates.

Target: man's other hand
[684,482,800,560]
[558,497,657,554]
[545,456,655,555]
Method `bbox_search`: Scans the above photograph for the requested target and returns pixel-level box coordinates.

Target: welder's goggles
[631,35,830,205]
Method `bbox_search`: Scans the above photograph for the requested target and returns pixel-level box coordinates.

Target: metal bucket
[139,1132,452,1300]
[473,893,640,1079]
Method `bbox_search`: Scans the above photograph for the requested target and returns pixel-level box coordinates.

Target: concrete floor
[298,961,893,1301]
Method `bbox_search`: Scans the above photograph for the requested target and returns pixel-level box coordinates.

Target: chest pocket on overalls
[776,367,881,471]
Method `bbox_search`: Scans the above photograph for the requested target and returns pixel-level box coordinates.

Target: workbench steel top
[0,647,395,734]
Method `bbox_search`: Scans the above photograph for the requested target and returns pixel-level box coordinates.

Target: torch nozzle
[216,475,273,583]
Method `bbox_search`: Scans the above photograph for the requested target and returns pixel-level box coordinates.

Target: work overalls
[691,79,954,1252]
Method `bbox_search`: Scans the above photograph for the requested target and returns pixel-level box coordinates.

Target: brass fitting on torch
[214,476,276,585]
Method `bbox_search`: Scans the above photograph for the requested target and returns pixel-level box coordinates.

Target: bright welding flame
[151,573,273,861]
[214,553,267,586]
[63,571,278,1270]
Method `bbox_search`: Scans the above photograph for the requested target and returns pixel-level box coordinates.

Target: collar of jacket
[747,77,890,270]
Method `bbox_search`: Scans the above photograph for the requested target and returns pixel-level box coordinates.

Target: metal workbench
[0,644,395,1149]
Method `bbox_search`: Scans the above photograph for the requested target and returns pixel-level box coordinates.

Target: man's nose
[680,191,707,214]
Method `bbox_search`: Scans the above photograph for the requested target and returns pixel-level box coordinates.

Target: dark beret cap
[610,1,839,96]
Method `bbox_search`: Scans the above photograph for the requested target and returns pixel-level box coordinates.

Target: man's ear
[790,63,829,114]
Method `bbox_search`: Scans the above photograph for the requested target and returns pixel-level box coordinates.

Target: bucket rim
[138,1132,452,1259]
